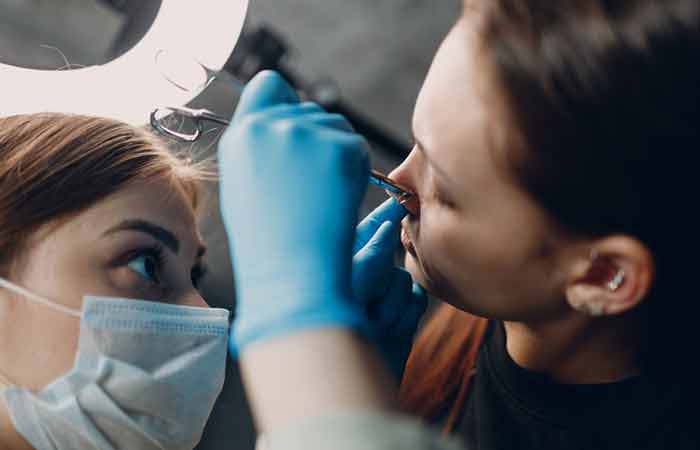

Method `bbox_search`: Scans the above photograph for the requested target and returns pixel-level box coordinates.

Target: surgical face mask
[0,277,229,450]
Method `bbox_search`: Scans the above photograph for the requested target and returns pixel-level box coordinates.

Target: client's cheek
[412,228,464,300]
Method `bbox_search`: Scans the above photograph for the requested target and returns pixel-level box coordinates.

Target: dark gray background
[0,1,461,448]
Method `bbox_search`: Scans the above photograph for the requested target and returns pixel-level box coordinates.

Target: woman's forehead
[63,180,201,243]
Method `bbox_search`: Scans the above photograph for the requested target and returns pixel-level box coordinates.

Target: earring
[574,270,623,317]
[607,269,625,292]
[590,249,625,292]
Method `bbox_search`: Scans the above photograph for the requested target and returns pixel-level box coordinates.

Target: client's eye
[127,247,164,284]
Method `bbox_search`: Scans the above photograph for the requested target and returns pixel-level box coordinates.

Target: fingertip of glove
[248,70,293,95]
[412,283,428,300]
[363,198,407,230]
[383,197,408,221]
[372,220,401,248]
[235,70,300,118]
[378,219,398,233]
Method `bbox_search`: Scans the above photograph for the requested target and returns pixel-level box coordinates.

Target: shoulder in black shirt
[456,321,696,450]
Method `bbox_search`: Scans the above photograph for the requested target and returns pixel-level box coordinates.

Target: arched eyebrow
[103,219,206,259]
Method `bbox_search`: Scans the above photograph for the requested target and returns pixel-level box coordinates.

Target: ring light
[0,0,249,125]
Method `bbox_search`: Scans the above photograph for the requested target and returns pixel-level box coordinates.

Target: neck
[503,310,645,384]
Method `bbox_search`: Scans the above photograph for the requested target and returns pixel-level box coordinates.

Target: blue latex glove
[218,71,371,355]
[352,198,429,380]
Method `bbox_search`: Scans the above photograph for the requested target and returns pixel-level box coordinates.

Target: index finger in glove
[352,220,401,304]
[353,198,407,254]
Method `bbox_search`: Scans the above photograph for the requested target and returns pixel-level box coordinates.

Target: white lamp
[0,0,249,125]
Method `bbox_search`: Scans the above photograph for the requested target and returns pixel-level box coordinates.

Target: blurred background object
[0,0,460,448]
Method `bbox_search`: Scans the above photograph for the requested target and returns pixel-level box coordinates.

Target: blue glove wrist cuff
[230,297,373,358]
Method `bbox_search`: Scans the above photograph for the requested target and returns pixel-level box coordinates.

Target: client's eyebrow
[103,219,181,254]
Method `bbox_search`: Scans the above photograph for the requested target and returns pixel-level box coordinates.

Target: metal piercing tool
[150,50,414,203]
[150,105,415,204]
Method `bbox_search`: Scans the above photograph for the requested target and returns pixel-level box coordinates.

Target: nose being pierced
[397,193,420,216]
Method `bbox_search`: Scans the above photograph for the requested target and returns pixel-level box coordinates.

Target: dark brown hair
[401,0,700,429]
[0,113,207,275]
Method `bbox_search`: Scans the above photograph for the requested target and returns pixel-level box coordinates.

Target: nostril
[384,188,418,216]
[384,182,419,216]
[400,194,420,217]
[387,152,420,215]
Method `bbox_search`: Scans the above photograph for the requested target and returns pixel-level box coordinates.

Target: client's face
[391,16,581,322]
[0,179,207,390]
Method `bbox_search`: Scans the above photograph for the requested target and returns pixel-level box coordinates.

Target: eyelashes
[123,244,206,290]
[126,244,166,285]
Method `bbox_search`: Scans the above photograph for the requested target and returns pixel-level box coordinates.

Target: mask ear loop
[0,278,82,318]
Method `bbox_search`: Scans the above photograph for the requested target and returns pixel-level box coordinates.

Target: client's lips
[401,226,417,257]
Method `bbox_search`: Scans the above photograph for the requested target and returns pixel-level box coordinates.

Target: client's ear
[565,236,655,317]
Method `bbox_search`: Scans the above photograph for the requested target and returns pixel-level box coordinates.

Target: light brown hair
[0,112,208,275]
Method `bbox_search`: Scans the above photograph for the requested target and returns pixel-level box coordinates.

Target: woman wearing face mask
[0,113,228,450]
[218,0,697,449]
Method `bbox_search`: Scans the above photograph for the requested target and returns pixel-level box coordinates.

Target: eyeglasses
[150,105,415,205]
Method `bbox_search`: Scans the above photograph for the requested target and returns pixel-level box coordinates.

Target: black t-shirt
[457,322,696,450]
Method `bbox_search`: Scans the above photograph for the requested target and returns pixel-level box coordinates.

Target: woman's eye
[127,252,162,284]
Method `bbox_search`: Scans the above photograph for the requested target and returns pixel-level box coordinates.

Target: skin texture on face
[0,179,207,392]
[392,15,579,323]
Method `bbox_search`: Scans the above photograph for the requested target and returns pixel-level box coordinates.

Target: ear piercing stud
[590,250,625,292]
[607,269,625,292]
